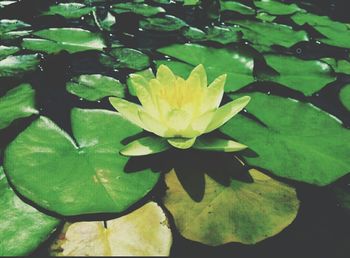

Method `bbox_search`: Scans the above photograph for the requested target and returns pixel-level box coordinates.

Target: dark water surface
[1,0,350,257]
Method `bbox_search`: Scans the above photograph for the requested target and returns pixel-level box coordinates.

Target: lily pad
[227,20,308,52]
[220,92,350,186]
[0,54,40,78]
[163,168,299,245]
[66,74,125,101]
[157,43,255,92]
[0,45,19,59]
[183,26,240,45]
[4,108,160,216]
[100,48,150,70]
[140,15,187,32]
[321,58,350,75]
[111,2,165,17]
[262,54,335,95]
[0,167,59,256]
[220,1,255,15]
[0,19,30,40]
[254,0,303,15]
[22,28,106,54]
[291,12,350,48]
[51,202,172,256]
[41,3,95,19]
[0,83,37,130]
[340,84,350,112]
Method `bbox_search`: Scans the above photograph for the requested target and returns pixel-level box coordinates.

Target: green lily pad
[140,15,187,32]
[184,0,200,5]
[93,11,116,31]
[4,108,160,216]
[51,202,172,256]
[340,84,350,112]
[254,0,303,15]
[291,12,350,48]
[220,1,255,15]
[0,83,37,130]
[0,45,19,59]
[256,12,276,22]
[163,168,299,245]
[22,28,106,54]
[0,167,59,256]
[0,19,30,40]
[321,58,350,75]
[111,2,165,17]
[227,20,308,52]
[157,43,255,92]
[100,48,150,70]
[262,54,335,95]
[66,74,125,101]
[220,92,350,186]
[183,26,240,45]
[0,54,40,78]
[41,3,95,19]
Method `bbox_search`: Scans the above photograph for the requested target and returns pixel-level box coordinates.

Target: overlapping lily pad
[111,2,165,17]
[0,83,37,130]
[227,20,309,52]
[0,167,59,256]
[163,168,299,245]
[261,54,335,95]
[340,84,350,112]
[4,108,160,216]
[221,92,350,186]
[100,48,150,70]
[41,3,95,19]
[183,26,240,45]
[140,15,187,31]
[51,202,172,256]
[322,58,350,75]
[66,74,125,101]
[220,1,255,15]
[0,45,19,59]
[0,19,31,40]
[254,0,303,15]
[0,54,40,77]
[22,28,106,54]
[157,43,255,91]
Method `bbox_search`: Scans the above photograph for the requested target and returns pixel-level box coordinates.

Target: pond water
[1,0,350,257]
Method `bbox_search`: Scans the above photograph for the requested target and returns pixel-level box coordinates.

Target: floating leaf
[220,0,255,15]
[256,12,276,22]
[192,137,247,152]
[41,3,95,19]
[321,58,350,75]
[221,92,350,186]
[52,202,172,256]
[0,19,31,40]
[157,43,255,92]
[184,0,200,5]
[340,84,350,112]
[254,0,303,15]
[227,20,308,52]
[291,12,350,48]
[0,167,59,256]
[262,54,335,95]
[93,11,116,31]
[0,54,40,77]
[66,74,125,101]
[0,45,19,59]
[22,28,106,54]
[163,168,299,245]
[0,83,37,130]
[4,109,160,216]
[111,2,165,17]
[183,26,240,45]
[100,48,150,70]
[140,15,187,31]
[121,136,171,156]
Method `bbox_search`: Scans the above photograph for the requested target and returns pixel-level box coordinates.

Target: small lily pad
[22,28,106,54]
[140,15,187,32]
[4,108,160,216]
[100,48,150,70]
[0,54,40,78]
[183,26,240,45]
[0,83,37,130]
[111,2,165,17]
[163,168,299,245]
[0,167,59,256]
[0,19,30,40]
[66,74,125,101]
[254,0,303,15]
[51,202,172,256]
[41,3,95,19]
[0,45,19,59]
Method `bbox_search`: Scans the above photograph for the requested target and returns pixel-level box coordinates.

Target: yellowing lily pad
[52,202,172,256]
[163,168,299,245]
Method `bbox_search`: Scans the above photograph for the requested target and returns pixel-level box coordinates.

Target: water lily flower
[110,64,250,156]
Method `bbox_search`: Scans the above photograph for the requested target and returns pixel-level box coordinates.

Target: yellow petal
[187,64,207,88]
[138,109,170,137]
[166,109,192,132]
[167,137,196,149]
[132,78,158,117]
[202,74,226,113]
[156,65,176,87]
